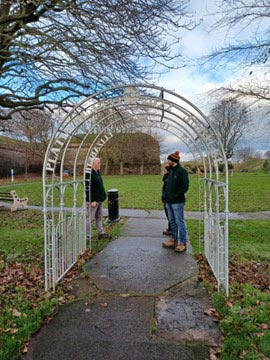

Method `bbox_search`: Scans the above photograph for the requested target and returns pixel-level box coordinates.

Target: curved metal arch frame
[81,113,226,286]
[43,88,223,181]
[69,108,210,172]
[43,84,229,294]
[60,100,215,181]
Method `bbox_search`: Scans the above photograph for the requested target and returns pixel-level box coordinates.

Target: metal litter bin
[107,189,120,222]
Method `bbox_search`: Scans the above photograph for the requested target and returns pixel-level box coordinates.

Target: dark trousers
[164,203,171,230]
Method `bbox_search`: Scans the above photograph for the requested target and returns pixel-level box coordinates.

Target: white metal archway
[43,84,229,294]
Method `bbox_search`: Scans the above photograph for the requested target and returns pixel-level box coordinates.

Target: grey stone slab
[84,236,197,294]
[155,278,222,347]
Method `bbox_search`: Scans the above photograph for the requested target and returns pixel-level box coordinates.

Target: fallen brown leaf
[204,309,213,316]
[22,344,29,354]
[100,302,108,308]
[259,324,269,330]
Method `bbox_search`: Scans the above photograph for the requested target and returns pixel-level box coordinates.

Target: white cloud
[155,0,270,154]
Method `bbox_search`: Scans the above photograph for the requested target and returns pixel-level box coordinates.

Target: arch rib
[43,84,229,295]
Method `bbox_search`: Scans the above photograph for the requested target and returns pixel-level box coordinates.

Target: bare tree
[265,150,270,159]
[235,147,254,163]
[254,151,263,159]
[207,0,270,109]
[209,98,250,159]
[0,0,195,120]
[100,132,160,175]
[6,109,54,176]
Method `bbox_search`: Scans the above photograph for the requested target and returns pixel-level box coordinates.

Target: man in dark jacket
[162,166,172,235]
[85,158,108,240]
[162,151,189,253]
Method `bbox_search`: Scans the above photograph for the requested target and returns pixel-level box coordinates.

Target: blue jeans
[166,202,187,245]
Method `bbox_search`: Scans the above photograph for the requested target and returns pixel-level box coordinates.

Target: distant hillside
[0,133,161,177]
[0,135,43,177]
[233,158,266,172]
[65,133,161,175]
[161,158,266,174]
[0,135,26,147]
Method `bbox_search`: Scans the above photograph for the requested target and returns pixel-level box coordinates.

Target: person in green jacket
[162,151,189,253]
[85,158,109,240]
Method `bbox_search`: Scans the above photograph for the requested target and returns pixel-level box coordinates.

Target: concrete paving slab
[23,296,152,360]
[23,295,209,360]
[84,236,197,294]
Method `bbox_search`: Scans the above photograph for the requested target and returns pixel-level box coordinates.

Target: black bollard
[107,189,120,222]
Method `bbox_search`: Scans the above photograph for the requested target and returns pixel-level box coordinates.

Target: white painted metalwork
[43,84,229,294]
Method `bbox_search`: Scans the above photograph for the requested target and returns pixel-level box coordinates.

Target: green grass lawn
[0,210,121,360]
[212,284,270,360]
[1,171,270,212]
[0,211,57,360]
[0,171,270,359]
[189,218,270,360]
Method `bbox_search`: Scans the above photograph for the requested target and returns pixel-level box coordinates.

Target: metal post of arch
[43,84,229,294]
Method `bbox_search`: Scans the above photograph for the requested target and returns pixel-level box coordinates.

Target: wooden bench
[0,190,28,212]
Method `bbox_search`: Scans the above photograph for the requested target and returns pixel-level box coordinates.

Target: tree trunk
[120,161,124,176]
[104,159,109,175]
[140,159,144,175]
[24,160,29,180]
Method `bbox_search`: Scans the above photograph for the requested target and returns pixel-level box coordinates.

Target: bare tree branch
[4,108,55,175]
[203,0,270,123]
[0,0,195,120]
[209,0,270,62]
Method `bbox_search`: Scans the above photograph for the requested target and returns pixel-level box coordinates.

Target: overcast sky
[157,0,270,161]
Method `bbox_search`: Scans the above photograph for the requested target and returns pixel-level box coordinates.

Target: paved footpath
[22,216,222,360]
[1,200,270,220]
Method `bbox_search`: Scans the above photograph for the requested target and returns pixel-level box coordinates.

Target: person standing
[162,166,172,236]
[85,157,109,240]
[162,151,189,253]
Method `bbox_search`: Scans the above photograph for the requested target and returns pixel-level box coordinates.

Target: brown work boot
[175,243,187,253]
[162,238,177,248]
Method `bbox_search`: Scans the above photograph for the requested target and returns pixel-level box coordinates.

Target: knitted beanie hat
[167,151,180,163]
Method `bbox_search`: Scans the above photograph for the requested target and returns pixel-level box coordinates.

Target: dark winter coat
[161,171,169,202]
[163,164,189,204]
[85,170,106,203]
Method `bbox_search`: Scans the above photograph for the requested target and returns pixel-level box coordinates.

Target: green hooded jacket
[163,164,189,204]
